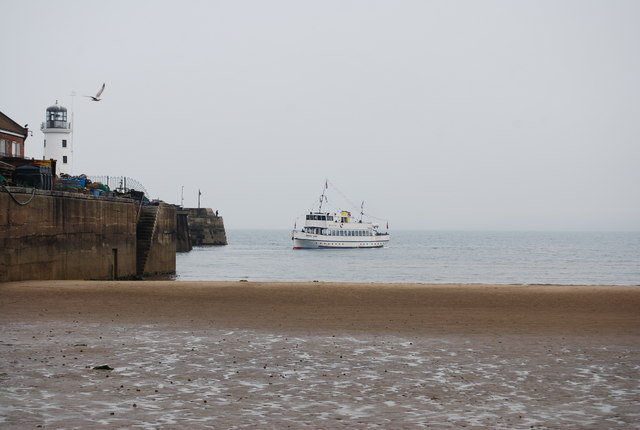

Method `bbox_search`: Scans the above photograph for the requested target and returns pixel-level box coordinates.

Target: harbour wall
[0,188,176,282]
[175,211,192,252]
[180,208,227,247]
[141,204,177,276]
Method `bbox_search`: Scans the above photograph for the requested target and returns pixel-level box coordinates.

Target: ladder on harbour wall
[136,205,159,276]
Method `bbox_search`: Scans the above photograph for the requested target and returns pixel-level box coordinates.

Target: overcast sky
[3,0,639,230]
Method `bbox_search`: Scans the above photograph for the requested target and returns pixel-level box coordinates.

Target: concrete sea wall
[0,188,176,282]
[176,211,192,252]
[141,204,176,276]
[181,208,227,246]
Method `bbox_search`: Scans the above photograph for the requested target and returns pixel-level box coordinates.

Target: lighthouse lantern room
[41,101,73,175]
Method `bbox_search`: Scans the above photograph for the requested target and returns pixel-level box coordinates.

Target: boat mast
[318,179,328,212]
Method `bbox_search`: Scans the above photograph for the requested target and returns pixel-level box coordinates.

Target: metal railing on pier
[87,176,150,197]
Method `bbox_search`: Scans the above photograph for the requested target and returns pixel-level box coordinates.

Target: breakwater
[177,207,227,252]
[0,187,176,281]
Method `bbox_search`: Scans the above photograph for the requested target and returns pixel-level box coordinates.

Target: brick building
[0,111,29,159]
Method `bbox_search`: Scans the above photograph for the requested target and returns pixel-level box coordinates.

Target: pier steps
[136,205,159,275]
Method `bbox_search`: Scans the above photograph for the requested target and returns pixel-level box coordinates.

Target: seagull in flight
[86,83,105,101]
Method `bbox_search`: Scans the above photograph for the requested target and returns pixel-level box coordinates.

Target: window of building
[12,141,20,157]
[0,139,7,156]
[63,156,68,164]
[44,139,47,148]
[62,139,67,148]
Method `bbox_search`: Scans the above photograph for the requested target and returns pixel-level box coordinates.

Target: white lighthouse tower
[41,101,73,175]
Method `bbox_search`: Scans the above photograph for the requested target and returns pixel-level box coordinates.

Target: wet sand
[1,281,639,428]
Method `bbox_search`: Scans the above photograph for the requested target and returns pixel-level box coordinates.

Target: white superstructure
[41,102,73,175]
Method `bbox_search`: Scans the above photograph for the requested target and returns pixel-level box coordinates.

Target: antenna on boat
[359,201,364,222]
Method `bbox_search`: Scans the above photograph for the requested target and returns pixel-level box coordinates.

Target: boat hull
[292,231,389,249]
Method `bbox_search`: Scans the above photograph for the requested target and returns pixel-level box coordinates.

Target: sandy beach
[1,281,639,428]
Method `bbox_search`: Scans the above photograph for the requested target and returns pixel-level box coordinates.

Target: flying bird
[86,83,105,101]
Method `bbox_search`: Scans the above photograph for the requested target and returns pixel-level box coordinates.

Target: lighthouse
[41,101,73,175]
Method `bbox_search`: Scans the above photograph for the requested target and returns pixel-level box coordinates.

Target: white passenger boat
[291,182,390,249]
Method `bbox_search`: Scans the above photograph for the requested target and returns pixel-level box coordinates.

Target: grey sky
[3,0,639,230]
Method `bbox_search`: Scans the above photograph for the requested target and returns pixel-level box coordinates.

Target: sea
[176,230,640,286]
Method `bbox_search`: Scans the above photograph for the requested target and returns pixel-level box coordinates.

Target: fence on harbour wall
[87,176,150,198]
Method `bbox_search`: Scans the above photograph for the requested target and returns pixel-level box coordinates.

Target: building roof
[0,111,28,138]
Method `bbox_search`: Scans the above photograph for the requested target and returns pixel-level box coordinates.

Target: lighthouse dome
[45,102,68,128]
[46,103,67,113]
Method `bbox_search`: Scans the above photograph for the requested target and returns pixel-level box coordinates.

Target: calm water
[176,230,640,285]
